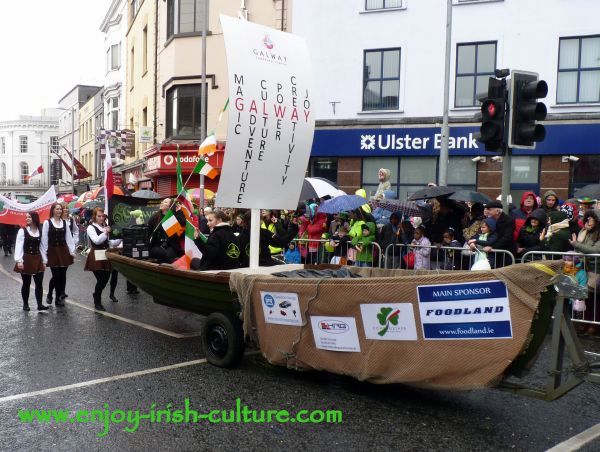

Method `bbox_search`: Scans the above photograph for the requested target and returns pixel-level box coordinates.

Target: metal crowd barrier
[521,251,600,330]
[383,244,515,270]
[291,238,383,268]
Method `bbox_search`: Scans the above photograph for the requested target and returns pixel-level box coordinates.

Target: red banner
[0,186,57,226]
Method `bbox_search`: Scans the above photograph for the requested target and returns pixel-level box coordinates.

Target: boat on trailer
[107,250,600,400]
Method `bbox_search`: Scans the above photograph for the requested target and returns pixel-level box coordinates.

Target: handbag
[471,249,491,270]
[403,251,415,269]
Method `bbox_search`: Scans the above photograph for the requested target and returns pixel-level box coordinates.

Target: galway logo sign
[376,307,401,337]
[359,132,480,151]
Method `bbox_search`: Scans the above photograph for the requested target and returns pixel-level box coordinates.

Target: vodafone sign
[144,150,223,176]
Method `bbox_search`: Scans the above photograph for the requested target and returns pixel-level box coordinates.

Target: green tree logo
[376,307,400,336]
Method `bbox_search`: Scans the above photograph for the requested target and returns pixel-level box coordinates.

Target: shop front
[309,121,600,201]
[143,143,223,199]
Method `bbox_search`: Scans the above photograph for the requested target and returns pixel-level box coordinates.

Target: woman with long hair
[13,212,49,311]
[84,207,122,311]
[40,203,75,307]
[47,201,79,303]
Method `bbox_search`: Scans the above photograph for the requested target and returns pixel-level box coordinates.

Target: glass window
[558,36,600,104]
[363,48,401,110]
[447,157,477,186]
[0,137,5,154]
[0,163,5,183]
[455,42,497,107]
[365,0,403,10]
[20,136,28,153]
[165,84,206,139]
[167,0,208,39]
[510,156,539,183]
[362,157,398,199]
[399,157,437,201]
[110,43,120,70]
[20,162,29,184]
[50,136,59,153]
[143,28,148,72]
[310,158,338,183]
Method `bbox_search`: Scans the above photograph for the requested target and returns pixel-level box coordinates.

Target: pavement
[0,253,598,451]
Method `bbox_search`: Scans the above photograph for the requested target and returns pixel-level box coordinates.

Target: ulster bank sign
[359,132,479,152]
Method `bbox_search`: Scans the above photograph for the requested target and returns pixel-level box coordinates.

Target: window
[362,48,401,110]
[0,163,5,183]
[309,158,338,183]
[165,84,206,139]
[130,47,135,86]
[20,136,28,153]
[0,137,5,154]
[362,157,399,198]
[510,156,539,183]
[143,27,148,73]
[365,0,403,10]
[107,97,119,130]
[455,42,496,107]
[571,156,600,195]
[50,136,59,153]
[130,0,139,19]
[447,157,477,187]
[20,162,29,184]
[167,0,208,39]
[557,36,600,103]
[142,107,148,126]
[108,43,121,71]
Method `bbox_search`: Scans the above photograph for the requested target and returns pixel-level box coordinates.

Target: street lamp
[55,106,77,194]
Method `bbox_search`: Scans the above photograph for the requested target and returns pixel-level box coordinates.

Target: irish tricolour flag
[185,220,203,261]
[198,132,217,156]
[192,158,219,179]
[161,210,184,237]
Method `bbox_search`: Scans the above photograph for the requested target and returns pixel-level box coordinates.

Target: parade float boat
[107,250,600,401]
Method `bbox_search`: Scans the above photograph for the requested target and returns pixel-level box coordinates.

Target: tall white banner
[217,15,315,209]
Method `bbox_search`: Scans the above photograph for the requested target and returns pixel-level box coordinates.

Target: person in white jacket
[410,225,431,270]
[84,207,122,311]
[13,212,49,311]
[40,203,75,307]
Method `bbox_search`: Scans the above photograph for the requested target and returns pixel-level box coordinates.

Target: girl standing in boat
[40,203,75,307]
[84,207,122,311]
[14,212,49,311]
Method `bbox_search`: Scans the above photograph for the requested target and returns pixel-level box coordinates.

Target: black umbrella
[299,177,342,200]
[408,186,455,201]
[448,190,492,204]
[375,199,431,219]
[574,184,600,200]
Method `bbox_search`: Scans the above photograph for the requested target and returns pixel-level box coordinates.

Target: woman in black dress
[40,203,75,307]
[13,212,49,311]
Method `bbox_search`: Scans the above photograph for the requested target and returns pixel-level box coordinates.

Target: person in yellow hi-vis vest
[261,211,283,256]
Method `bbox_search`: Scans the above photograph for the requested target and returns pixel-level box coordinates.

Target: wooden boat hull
[107,251,239,316]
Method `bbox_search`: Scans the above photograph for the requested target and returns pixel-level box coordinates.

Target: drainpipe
[153,0,159,146]
[281,0,285,31]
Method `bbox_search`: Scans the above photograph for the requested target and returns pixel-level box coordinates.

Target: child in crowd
[284,241,301,264]
[351,222,377,267]
[329,225,352,265]
[468,217,498,267]
[410,225,431,270]
[516,208,547,257]
[438,227,461,270]
[562,252,588,321]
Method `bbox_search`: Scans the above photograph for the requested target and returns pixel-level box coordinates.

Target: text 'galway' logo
[377,307,400,336]
[263,34,274,49]
[360,135,376,150]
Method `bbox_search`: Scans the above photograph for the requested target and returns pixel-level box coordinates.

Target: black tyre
[202,312,245,368]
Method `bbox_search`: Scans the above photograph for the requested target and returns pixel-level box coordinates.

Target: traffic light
[479,77,507,152]
[509,71,548,149]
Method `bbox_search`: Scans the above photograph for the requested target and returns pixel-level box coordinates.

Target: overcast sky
[0,0,112,121]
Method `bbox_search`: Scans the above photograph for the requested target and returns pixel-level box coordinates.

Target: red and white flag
[103,151,114,214]
[25,165,44,182]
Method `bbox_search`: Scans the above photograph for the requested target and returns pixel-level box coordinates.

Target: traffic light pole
[501,83,511,214]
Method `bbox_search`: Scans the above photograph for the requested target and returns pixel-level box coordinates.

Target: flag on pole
[62,146,92,179]
[191,159,219,179]
[185,220,203,261]
[175,145,194,218]
[197,132,217,156]
[160,209,184,237]
[103,148,114,214]
[217,98,230,123]
[25,165,44,182]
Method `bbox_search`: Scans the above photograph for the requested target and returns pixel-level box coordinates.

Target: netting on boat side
[229,261,562,390]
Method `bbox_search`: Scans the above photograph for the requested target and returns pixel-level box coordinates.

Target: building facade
[78,89,104,183]
[292,0,600,201]
[0,113,59,196]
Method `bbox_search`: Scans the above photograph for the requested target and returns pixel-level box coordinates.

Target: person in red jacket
[297,203,328,264]
[510,191,539,240]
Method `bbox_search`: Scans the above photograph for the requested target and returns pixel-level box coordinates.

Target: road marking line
[0,265,202,339]
[547,423,600,452]
[0,359,208,404]
[0,351,260,404]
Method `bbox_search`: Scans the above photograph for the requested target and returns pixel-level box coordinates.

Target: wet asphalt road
[0,254,598,451]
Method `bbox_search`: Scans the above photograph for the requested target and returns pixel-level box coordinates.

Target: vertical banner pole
[250,208,260,268]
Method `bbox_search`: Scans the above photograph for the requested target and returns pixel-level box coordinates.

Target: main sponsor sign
[260,291,302,326]
[0,186,57,226]
[417,280,512,340]
[310,316,361,352]
[360,303,418,341]
[108,194,166,238]
[217,15,315,209]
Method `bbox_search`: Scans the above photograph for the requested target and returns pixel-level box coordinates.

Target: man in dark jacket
[516,208,547,257]
[485,201,516,267]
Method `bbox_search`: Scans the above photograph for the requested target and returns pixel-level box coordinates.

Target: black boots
[46,294,53,305]
[93,293,106,311]
[109,295,119,303]
[37,303,49,311]
[55,295,65,307]
[23,304,30,311]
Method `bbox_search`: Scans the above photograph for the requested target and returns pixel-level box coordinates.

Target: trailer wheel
[202,312,245,368]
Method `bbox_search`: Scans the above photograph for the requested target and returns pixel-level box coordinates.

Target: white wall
[292,0,600,121]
